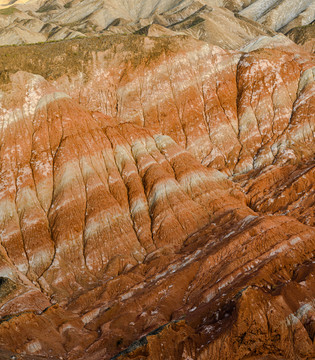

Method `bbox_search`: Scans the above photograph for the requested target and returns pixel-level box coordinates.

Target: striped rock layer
[0,34,314,359]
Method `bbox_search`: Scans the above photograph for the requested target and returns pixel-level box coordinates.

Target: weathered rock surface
[287,23,315,54]
[0,15,314,360]
[239,0,314,32]
[3,35,313,174]
[1,0,313,47]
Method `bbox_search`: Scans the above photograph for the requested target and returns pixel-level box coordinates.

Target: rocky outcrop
[0,23,314,360]
[239,0,314,32]
[287,23,315,54]
[3,34,312,175]
[0,0,303,47]
[0,69,247,299]
[0,0,313,47]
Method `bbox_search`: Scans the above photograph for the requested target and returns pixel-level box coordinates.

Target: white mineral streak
[286,301,315,326]
[0,72,70,132]
[148,179,180,208]
[117,44,237,122]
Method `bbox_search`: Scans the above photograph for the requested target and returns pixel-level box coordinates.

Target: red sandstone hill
[0,5,314,360]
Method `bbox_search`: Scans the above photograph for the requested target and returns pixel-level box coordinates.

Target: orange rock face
[0,33,314,360]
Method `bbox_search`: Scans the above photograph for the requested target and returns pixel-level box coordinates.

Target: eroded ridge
[0,34,314,360]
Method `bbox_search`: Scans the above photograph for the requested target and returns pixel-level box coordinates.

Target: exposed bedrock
[0,33,314,359]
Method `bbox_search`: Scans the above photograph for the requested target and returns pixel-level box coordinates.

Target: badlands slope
[0,0,313,47]
[0,1,314,360]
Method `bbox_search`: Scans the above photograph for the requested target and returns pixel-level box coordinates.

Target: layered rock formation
[0,1,314,359]
[0,0,314,47]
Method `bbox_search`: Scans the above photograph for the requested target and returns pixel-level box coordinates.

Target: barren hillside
[0,1,314,359]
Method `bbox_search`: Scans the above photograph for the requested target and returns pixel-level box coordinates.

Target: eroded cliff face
[0,29,314,360]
